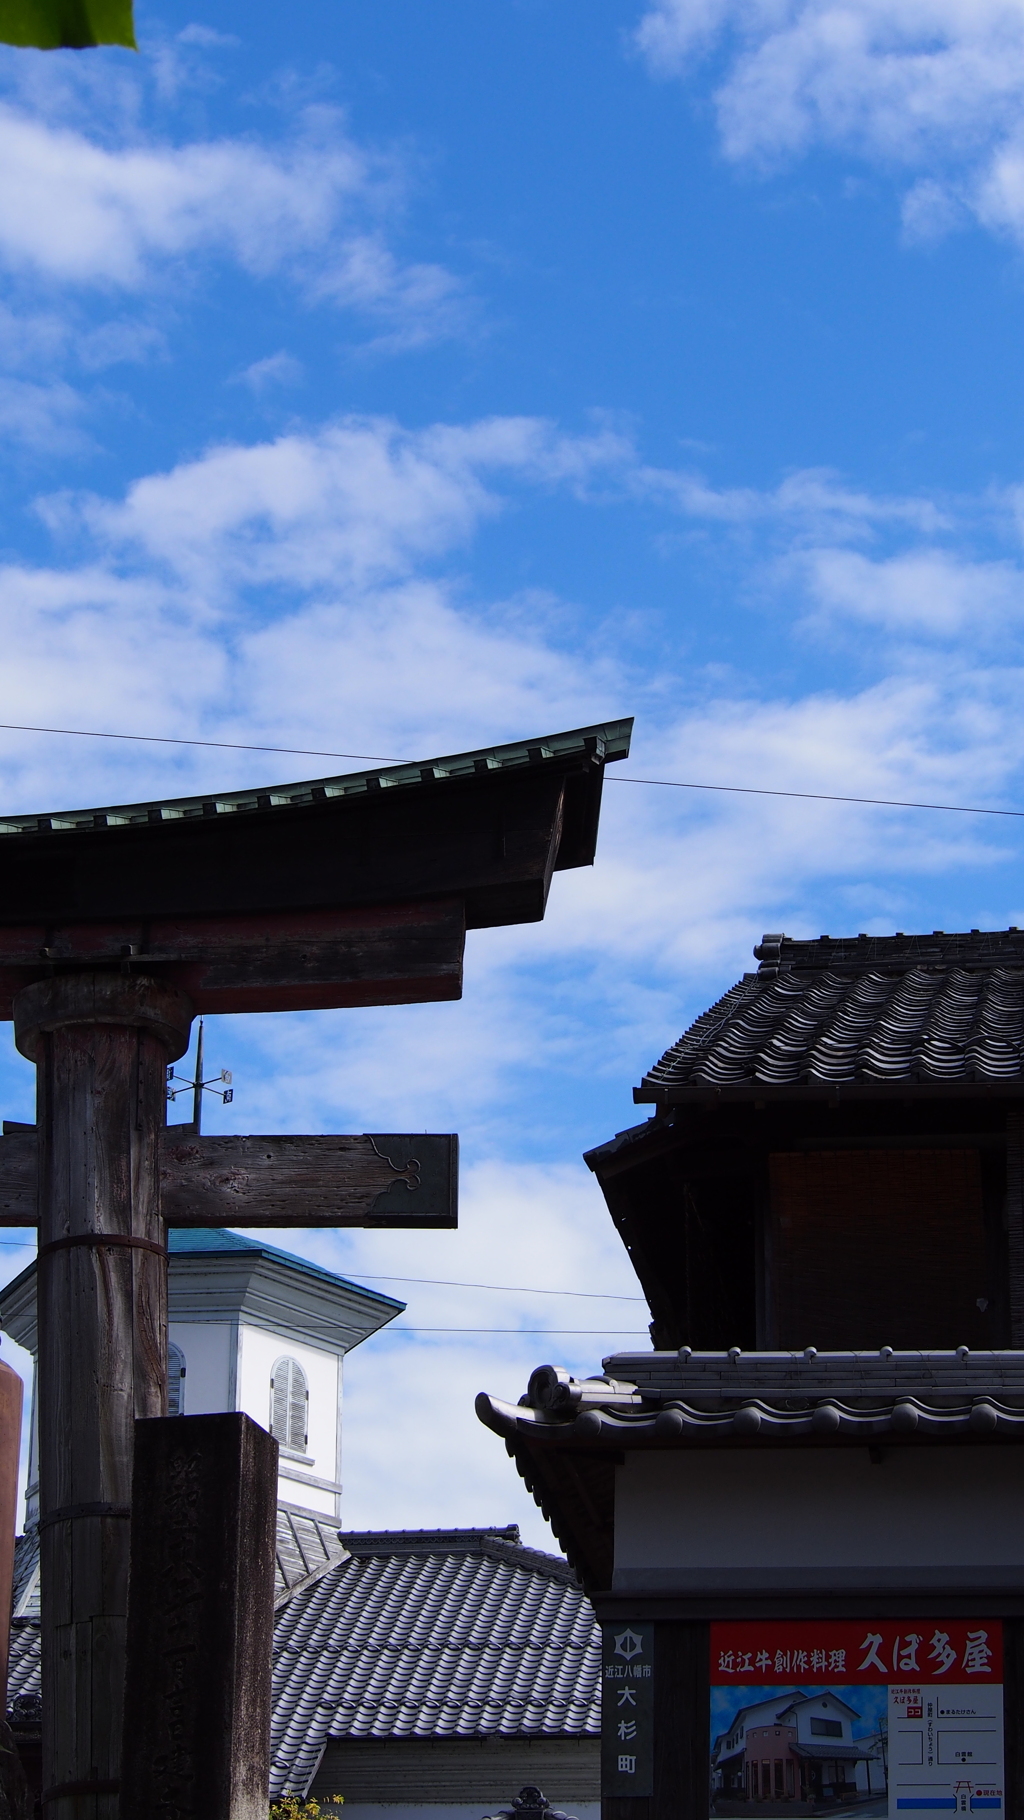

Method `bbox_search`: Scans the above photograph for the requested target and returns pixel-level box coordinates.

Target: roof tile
[639,930,1024,1096]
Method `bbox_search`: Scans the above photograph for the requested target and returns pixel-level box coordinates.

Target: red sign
[711,1620,1002,1683]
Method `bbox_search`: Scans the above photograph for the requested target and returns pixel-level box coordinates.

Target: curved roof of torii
[0,718,632,1017]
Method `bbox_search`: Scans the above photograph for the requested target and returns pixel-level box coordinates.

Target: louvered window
[769,1148,991,1349]
[270,1356,308,1452]
[167,1342,186,1417]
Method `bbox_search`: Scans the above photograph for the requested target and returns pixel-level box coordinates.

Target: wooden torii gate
[0,718,631,1820]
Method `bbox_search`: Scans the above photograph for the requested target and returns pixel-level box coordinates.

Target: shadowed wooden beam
[0,899,466,1020]
[0,1131,458,1228]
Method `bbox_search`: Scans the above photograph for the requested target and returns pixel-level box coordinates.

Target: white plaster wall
[237,1321,340,1516]
[168,1320,235,1417]
[614,1447,1024,1592]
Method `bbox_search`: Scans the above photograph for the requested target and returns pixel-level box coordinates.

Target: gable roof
[776,1690,861,1722]
[271,1526,600,1796]
[634,928,1024,1104]
[7,1521,600,1801]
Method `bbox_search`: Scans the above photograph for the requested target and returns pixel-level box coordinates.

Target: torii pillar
[14,974,193,1820]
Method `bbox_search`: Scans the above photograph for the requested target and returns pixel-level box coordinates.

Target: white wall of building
[614,1446,1024,1592]
[168,1320,235,1416]
[237,1321,341,1517]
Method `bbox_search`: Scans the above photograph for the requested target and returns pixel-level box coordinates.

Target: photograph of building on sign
[709,1622,1003,1819]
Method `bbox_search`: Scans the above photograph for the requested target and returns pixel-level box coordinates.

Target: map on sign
[709,1621,1003,1818]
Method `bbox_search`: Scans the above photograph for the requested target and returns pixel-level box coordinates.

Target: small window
[811,1718,843,1738]
[270,1357,308,1452]
[167,1342,186,1417]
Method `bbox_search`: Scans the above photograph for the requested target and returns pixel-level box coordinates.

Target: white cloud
[635,0,1024,245]
[0,376,87,453]
[639,461,946,537]
[242,1162,648,1544]
[0,103,362,285]
[52,413,632,596]
[0,98,465,340]
[795,546,1024,637]
[233,351,304,394]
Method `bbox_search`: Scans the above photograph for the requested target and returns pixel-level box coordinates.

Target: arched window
[270,1357,308,1453]
[167,1342,186,1417]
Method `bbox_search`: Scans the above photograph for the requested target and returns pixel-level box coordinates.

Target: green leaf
[0,0,136,48]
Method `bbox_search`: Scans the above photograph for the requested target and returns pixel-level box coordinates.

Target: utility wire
[385,1328,648,1335]
[351,1273,645,1300]
[0,722,391,765]
[0,717,1019,822]
[0,1243,648,1306]
[609,776,1024,820]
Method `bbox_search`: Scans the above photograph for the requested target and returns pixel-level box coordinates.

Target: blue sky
[2,0,1024,1543]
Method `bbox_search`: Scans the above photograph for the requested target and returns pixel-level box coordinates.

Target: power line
[351,1273,645,1300]
[0,1244,648,1300]
[609,775,1024,820]
[384,1327,648,1335]
[0,717,1020,822]
[0,722,392,765]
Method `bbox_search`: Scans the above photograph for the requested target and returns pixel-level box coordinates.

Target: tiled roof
[477,1349,1024,1452]
[0,722,632,840]
[8,1503,350,1626]
[6,1520,600,1801]
[635,929,1024,1101]
[276,1505,352,1605]
[8,1622,39,1708]
[271,1528,600,1796]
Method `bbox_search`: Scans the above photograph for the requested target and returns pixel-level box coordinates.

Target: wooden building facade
[478,928,1024,1819]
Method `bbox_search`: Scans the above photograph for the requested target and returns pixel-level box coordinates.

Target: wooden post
[120,1413,278,1820]
[0,1358,23,1714]
[13,975,193,1820]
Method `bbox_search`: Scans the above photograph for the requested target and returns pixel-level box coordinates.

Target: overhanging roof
[476,1348,1024,1590]
[0,1226,404,1357]
[0,718,631,1016]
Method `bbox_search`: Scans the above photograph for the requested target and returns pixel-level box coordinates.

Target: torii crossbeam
[0,719,631,1820]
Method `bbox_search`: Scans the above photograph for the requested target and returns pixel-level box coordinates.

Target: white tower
[0,1228,403,1525]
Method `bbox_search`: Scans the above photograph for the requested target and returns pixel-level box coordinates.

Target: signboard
[602,1621,654,1796]
[709,1621,1003,1817]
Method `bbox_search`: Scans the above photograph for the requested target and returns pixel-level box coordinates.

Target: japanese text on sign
[602,1623,654,1798]
[711,1621,1001,1684]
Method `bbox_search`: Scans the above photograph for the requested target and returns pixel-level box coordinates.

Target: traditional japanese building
[478,928,1024,1819]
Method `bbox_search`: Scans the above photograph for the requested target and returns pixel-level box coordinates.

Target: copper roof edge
[0,718,633,840]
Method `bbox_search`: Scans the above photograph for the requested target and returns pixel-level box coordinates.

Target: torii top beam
[0,720,631,1017]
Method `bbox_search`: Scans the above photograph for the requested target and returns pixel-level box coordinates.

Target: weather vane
[166,1018,233,1134]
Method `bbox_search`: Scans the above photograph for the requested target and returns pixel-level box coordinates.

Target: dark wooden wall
[594,1097,1022,1352]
